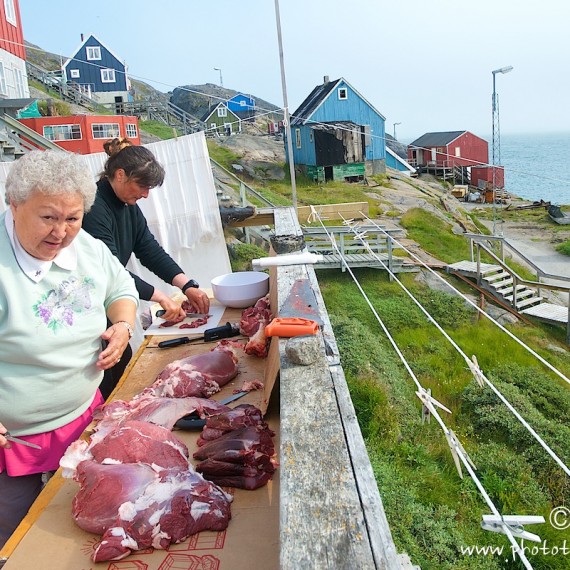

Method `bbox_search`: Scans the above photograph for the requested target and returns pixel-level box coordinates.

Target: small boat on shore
[548,204,570,225]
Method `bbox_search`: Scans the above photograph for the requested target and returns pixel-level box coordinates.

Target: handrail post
[476,244,481,286]
[512,275,518,309]
[470,238,474,262]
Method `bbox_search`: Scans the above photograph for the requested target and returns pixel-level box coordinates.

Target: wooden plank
[297,202,369,223]
[274,207,400,569]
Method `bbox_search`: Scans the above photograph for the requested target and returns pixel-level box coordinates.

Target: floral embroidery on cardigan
[33,276,95,331]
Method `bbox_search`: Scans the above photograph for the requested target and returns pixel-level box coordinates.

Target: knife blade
[4,432,42,449]
[156,310,211,319]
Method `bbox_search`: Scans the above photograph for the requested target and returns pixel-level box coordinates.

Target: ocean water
[499,132,570,205]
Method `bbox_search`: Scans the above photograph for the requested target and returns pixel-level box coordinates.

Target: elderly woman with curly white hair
[0,150,138,549]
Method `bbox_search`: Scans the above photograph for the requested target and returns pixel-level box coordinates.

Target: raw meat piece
[193,425,275,462]
[197,404,266,446]
[142,344,239,399]
[90,421,190,469]
[245,325,269,358]
[71,461,232,562]
[179,317,208,329]
[72,461,157,535]
[60,421,191,478]
[193,425,277,490]
[196,471,274,490]
[240,295,272,358]
[91,396,229,444]
[236,379,264,393]
[239,295,272,337]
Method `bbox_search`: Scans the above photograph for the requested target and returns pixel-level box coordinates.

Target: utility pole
[491,66,513,235]
[274,0,297,212]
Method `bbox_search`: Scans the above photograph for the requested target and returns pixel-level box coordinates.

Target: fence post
[387,235,393,282]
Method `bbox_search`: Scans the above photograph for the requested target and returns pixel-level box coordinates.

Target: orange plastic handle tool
[265,317,319,337]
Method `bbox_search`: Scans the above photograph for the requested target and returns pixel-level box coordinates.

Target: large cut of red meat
[142,344,240,398]
[89,421,190,469]
[71,460,232,562]
[194,424,276,490]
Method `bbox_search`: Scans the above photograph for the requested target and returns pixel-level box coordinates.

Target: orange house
[18,115,141,154]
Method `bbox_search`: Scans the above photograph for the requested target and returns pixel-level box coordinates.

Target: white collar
[5,208,78,283]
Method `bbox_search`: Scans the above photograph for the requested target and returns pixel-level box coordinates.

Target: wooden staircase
[304,226,420,274]
[449,261,545,311]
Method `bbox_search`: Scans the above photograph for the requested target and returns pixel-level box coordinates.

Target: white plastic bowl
[211,271,269,309]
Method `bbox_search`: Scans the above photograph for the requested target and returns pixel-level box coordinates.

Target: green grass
[138,120,181,139]
[317,267,570,568]
[556,239,570,256]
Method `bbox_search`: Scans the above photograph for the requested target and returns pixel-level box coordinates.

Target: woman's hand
[184,287,210,314]
[98,322,132,370]
[0,422,12,449]
[153,291,185,322]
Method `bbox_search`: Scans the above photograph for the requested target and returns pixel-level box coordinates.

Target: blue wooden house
[288,76,386,182]
[62,34,132,108]
[227,93,255,121]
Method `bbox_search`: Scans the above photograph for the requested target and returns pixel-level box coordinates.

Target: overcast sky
[19,0,570,141]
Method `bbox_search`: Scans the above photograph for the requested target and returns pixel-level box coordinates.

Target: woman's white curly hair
[5,150,97,211]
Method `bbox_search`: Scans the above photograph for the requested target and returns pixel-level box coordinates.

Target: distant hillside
[24,41,281,122]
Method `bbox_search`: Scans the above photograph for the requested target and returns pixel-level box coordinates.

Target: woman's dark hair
[100,138,165,188]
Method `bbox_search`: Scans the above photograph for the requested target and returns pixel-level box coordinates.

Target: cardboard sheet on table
[144,300,226,336]
[3,341,281,570]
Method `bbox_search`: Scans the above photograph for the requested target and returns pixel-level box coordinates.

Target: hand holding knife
[2,431,42,449]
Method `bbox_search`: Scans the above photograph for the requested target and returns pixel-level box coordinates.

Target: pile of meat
[60,329,276,563]
[194,404,277,490]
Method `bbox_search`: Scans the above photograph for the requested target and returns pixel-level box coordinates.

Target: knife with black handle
[157,322,240,348]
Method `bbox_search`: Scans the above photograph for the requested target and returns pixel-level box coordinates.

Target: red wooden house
[407,131,488,170]
[0,0,30,99]
[18,115,141,154]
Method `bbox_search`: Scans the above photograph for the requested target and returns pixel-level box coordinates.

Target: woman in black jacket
[83,138,210,397]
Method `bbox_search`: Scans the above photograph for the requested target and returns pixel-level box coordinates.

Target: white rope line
[310,206,535,569]
[358,212,570,387]
[338,215,570,477]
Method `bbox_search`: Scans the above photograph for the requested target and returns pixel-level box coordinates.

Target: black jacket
[82,178,183,301]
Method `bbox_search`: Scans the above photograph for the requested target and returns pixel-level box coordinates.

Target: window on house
[210,123,217,130]
[309,131,314,143]
[70,69,80,79]
[92,123,120,139]
[239,100,246,106]
[455,146,461,157]
[126,123,138,138]
[0,62,7,96]
[295,128,301,149]
[101,69,115,83]
[86,46,101,60]
[338,87,348,100]
[217,106,227,118]
[43,124,82,141]
[13,67,24,97]
[4,0,16,25]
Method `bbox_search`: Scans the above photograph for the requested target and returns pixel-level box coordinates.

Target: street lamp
[393,122,401,140]
[491,65,513,234]
[214,67,223,88]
